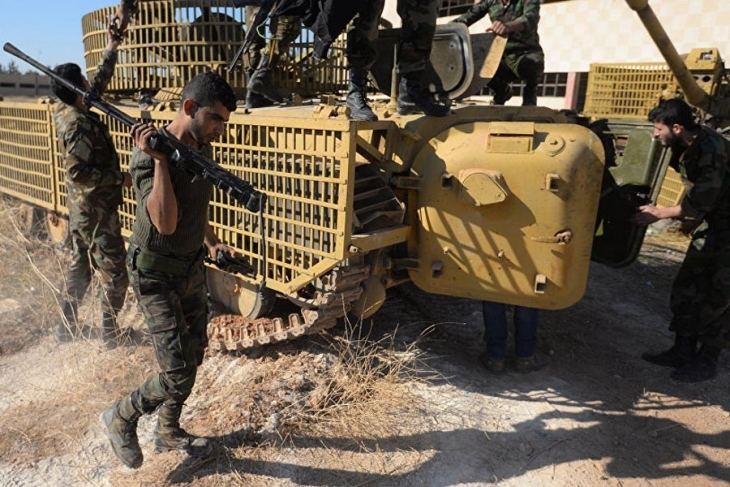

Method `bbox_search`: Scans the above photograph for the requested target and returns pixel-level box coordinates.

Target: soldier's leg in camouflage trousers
[247,16,301,103]
[89,211,129,349]
[245,6,273,108]
[513,52,544,107]
[643,248,703,367]
[396,0,449,117]
[487,62,516,106]
[152,261,210,455]
[669,244,730,382]
[134,254,210,455]
[345,1,385,121]
[56,226,93,342]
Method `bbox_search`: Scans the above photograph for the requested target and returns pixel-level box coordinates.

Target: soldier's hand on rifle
[131,123,167,163]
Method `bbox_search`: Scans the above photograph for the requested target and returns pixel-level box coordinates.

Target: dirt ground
[0,199,729,487]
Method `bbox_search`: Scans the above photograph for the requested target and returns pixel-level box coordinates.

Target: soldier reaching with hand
[52,23,131,349]
[633,99,730,383]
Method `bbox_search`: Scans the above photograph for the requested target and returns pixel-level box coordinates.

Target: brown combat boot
[153,403,212,457]
[100,396,143,469]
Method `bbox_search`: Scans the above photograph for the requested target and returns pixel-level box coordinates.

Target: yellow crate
[106,107,355,296]
[0,101,56,210]
[656,166,685,208]
[584,63,677,120]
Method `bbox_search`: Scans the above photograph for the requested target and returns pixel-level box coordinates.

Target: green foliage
[0,60,21,75]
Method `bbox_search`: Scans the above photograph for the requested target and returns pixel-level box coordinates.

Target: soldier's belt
[132,246,204,276]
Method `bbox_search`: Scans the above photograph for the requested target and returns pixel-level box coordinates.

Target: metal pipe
[625,0,709,108]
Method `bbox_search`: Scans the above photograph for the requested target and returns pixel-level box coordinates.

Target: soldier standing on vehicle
[100,72,238,468]
[633,99,730,383]
[243,4,302,108]
[346,0,450,120]
[452,0,544,106]
[52,24,132,349]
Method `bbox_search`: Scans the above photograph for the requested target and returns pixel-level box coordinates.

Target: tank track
[207,255,369,351]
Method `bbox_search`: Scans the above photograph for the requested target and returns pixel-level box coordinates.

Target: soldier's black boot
[397,76,450,117]
[54,301,78,342]
[346,68,378,121]
[245,70,274,109]
[642,335,697,368]
[247,55,283,103]
[489,78,513,106]
[246,90,274,109]
[671,345,721,383]
[100,396,143,469]
[522,82,538,107]
[153,403,212,457]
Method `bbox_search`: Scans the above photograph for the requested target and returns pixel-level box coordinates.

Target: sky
[0,0,105,72]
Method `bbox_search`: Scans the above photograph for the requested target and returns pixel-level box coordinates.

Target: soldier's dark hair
[181,71,237,113]
[648,98,698,130]
[51,63,84,105]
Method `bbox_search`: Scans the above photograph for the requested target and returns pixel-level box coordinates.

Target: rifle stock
[3,42,266,213]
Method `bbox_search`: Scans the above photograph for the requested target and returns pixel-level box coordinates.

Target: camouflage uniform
[244,6,302,72]
[125,126,212,414]
[343,0,447,117]
[668,127,730,350]
[244,6,301,106]
[345,0,440,74]
[54,48,128,328]
[345,0,385,71]
[453,0,544,105]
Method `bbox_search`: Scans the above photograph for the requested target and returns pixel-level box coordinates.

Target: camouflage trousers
[126,246,208,413]
[397,0,439,75]
[496,50,545,86]
[489,50,544,103]
[245,6,302,71]
[65,206,128,317]
[346,0,385,70]
[346,0,438,74]
[669,230,730,350]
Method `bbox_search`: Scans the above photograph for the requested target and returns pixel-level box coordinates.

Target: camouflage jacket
[53,48,124,213]
[671,126,730,231]
[453,0,542,56]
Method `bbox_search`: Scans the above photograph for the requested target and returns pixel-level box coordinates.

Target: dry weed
[289,318,439,439]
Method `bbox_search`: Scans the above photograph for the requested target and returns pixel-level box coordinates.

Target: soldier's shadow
[166,410,730,485]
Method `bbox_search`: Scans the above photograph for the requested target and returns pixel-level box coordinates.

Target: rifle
[228,0,277,72]
[3,42,266,213]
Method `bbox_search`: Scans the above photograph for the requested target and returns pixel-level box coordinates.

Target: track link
[208,256,369,351]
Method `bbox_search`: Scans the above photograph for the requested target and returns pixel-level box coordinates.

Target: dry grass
[0,197,439,485]
[0,198,67,355]
[295,319,435,436]
[0,197,151,468]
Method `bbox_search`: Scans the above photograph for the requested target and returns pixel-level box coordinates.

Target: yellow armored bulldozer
[0,1,667,350]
